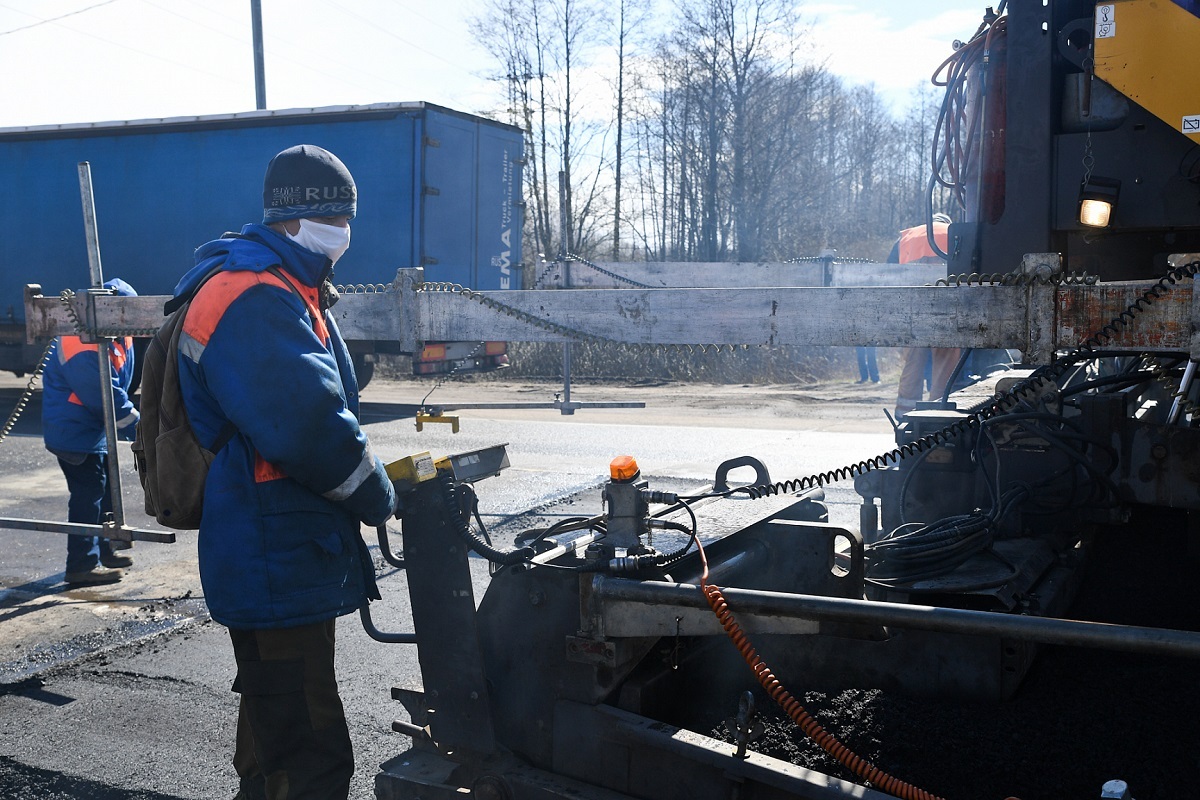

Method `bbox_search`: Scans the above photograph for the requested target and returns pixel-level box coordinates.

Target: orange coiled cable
[700,581,945,800]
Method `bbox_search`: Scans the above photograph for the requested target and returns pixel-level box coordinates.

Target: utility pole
[250,0,267,110]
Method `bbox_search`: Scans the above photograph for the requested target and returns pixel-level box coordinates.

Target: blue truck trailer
[1,102,524,383]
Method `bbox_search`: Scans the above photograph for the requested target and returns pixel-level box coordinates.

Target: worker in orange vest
[42,278,140,586]
[893,214,961,417]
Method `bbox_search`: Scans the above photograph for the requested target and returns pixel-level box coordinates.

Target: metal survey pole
[77,161,128,541]
[79,163,104,289]
[250,0,267,110]
[556,171,576,412]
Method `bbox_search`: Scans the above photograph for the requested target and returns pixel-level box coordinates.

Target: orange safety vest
[897,222,949,265]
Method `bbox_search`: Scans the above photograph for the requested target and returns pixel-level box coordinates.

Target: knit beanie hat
[262,144,356,223]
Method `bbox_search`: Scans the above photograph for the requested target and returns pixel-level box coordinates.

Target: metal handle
[713,455,771,493]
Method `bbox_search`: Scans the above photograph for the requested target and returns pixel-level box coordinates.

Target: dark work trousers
[229,619,354,800]
[57,453,118,574]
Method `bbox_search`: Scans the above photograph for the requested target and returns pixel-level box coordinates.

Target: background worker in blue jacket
[173,145,397,800]
[42,277,140,586]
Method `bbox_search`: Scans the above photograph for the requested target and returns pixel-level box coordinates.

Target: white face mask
[288,218,352,264]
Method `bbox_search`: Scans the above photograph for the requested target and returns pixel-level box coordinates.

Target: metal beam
[25,277,1197,356]
[0,517,175,543]
[538,259,948,289]
[593,577,1200,659]
[402,285,1027,349]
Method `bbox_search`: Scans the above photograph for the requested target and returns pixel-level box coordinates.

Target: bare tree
[609,0,650,260]
[472,0,556,262]
[475,0,950,266]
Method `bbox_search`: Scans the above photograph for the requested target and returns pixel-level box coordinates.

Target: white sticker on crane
[1184,116,1200,134]
[1096,4,1116,38]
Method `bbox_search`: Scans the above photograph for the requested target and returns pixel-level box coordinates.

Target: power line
[138,0,415,98]
[397,1,466,40]
[136,0,249,47]
[324,0,481,75]
[0,0,122,37]
[0,0,238,86]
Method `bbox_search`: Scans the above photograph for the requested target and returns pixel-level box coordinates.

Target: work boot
[100,552,133,568]
[64,566,123,586]
[110,539,133,551]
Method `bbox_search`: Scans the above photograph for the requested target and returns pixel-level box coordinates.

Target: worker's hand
[117,411,140,441]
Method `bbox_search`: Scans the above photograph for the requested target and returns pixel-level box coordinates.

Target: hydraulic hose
[694,538,1022,800]
[699,578,946,800]
[438,472,534,566]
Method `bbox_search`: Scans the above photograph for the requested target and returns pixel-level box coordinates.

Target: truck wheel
[352,354,375,389]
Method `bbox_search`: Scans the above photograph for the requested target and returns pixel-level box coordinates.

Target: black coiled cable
[738,261,1200,500]
[935,270,1097,287]
[0,340,55,446]
[866,484,1027,584]
[438,473,535,566]
[534,499,702,575]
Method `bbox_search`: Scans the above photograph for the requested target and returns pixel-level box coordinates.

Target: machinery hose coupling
[640,489,679,505]
[606,553,661,574]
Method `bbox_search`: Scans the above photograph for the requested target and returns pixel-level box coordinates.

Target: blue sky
[0,0,992,128]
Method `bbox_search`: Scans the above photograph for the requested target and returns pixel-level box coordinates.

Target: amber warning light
[609,455,640,481]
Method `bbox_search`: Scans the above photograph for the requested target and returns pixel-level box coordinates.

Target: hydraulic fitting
[603,455,649,548]
[641,489,680,505]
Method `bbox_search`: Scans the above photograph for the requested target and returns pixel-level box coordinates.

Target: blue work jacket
[174,224,395,629]
[42,278,140,455]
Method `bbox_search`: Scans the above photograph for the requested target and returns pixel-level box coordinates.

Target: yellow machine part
[415,412,460,433]
[385,451,438,484]
[1092,0,1200,144]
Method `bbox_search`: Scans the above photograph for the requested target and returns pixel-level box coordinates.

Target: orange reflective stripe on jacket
[110,338,131,371]
[183,269,329,349]
[254,454,288,483]
[58,334,133,370]
[57,336,94,362]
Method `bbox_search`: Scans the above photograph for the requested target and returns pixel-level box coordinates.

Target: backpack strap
[265,265,330,343]
[164,265,224,316]
[266,265,300,296]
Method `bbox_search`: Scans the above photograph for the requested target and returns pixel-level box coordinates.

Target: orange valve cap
[609,455,640,481]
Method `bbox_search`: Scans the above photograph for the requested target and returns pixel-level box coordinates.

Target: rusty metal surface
[1055,280,1193,352]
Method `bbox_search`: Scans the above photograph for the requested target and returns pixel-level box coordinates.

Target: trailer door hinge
[423,136,440,148]
[422,185,441,196]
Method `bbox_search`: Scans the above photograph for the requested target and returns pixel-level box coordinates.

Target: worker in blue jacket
[173,144,396,800]
[42,277,140,586]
